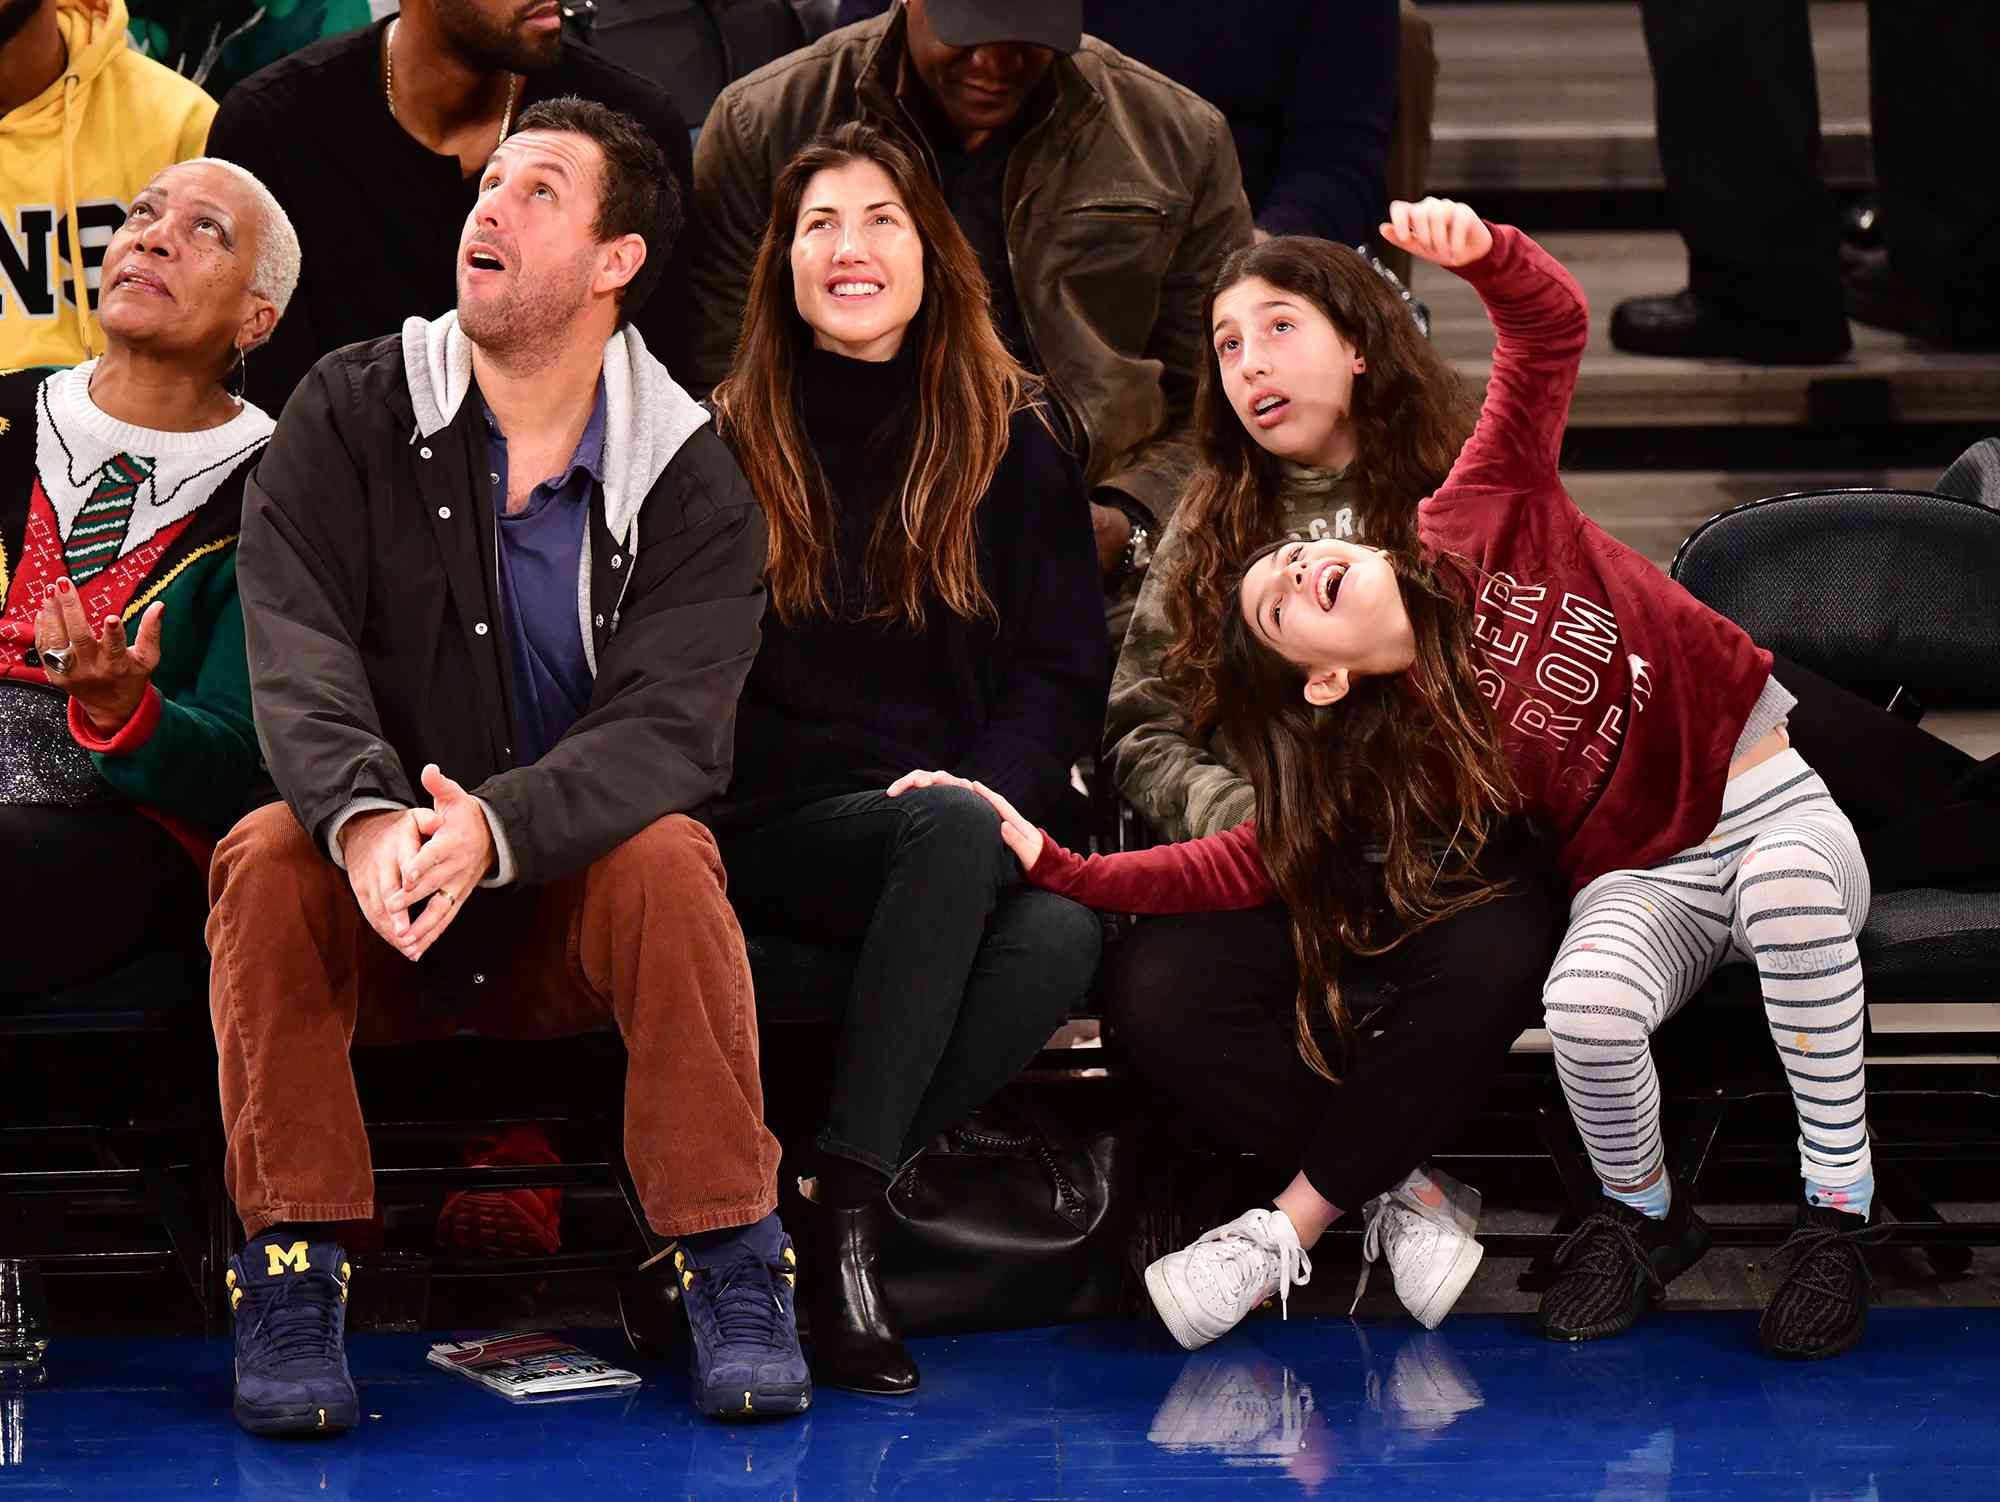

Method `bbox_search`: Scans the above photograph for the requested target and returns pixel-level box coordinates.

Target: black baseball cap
[924,0,1082,53]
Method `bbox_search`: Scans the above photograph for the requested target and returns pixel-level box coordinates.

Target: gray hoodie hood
[400,311,709,545]
[399,311,711,673]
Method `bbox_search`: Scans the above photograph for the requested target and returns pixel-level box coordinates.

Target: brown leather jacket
[688,10,1253,528]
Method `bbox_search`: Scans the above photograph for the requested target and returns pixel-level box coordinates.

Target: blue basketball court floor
[6,1308,1997,1499]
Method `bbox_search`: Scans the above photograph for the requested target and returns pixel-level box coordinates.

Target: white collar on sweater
[34,362,275,557]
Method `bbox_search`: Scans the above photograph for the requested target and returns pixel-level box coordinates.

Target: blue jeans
[720,785,1103,1175]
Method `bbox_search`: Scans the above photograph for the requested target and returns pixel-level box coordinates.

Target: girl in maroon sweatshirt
[900,200,1878,1362]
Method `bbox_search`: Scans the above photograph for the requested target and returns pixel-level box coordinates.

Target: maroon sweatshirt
[1029,223,1773,910]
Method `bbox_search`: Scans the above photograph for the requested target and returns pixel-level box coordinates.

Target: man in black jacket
[206,0,699,414]
[833,0,1417,250]
[211,98,809,1436]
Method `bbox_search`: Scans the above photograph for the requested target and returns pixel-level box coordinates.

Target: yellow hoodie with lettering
[1,0,215,368]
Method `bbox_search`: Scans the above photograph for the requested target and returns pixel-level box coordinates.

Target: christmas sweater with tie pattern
[0,363,272,848]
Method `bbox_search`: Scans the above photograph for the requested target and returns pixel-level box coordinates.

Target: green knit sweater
[0,363,271,840]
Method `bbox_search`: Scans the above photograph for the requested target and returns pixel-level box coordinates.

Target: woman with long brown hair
[1107,237,1467,838]
[708,123,1107,1395]
[1149,236,1474,763]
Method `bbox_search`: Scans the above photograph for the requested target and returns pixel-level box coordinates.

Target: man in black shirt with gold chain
[208,0,697,415]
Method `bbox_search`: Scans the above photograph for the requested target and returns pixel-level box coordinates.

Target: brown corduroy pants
[205,803,779,1240]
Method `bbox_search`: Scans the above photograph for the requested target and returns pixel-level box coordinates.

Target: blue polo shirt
[481,378,604,767]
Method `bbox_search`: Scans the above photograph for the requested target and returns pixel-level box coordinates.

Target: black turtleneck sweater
[719,344,1108,828]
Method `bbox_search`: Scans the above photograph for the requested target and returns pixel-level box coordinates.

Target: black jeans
[1102,838,1562,1212]
[720,785,1103,1176]
[1,801,203,1001]
[1643,0,2000,332]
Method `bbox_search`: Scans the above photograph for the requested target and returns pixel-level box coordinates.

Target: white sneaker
[1145,1208,1313,1352]
[1353,1169,1485,1330]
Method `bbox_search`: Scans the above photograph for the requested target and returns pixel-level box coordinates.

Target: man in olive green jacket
[688,0,1253,628]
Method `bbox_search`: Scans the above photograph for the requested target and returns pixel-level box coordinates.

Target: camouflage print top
[1106,463,1358,840]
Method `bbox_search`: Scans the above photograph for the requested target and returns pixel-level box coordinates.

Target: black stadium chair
[1664,486,2000,1258]
[1670,487,2000,709]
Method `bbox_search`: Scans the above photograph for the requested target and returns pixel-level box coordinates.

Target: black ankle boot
[802,1197,918,1395]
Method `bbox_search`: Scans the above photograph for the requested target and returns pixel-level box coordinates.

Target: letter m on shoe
[266,1240,311,1277]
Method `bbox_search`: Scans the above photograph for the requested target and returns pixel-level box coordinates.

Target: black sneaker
[1759,1196,1887,1361]
[1538,1191,1712,1343]
[228,1233,358,1437]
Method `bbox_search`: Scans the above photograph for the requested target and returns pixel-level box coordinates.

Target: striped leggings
[1544,750,1872,1192]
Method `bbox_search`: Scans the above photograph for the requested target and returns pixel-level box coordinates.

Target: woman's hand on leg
[884,770,1045,871]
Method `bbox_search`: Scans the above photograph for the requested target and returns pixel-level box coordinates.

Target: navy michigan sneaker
[228,1232,359,1437]
[672,1216,812,1420]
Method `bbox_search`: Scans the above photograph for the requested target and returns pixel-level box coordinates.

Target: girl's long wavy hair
[1217,539,1519,1081]
[1164,239,1478,735]
[711,123,1041,628]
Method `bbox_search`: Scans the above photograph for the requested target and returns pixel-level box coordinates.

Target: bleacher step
[1415,229,2000,430]
[1873,1004,2000,1035]
[1427,1,1870,195]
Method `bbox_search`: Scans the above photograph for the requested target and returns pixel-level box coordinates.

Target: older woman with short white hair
[0,156,298,1001]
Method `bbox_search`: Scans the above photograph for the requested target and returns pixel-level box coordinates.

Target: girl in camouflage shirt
[1093,232,1558,1340]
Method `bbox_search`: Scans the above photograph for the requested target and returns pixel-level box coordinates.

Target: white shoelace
[1350,1196,1399,1316]
[1199,1211,1313,1321]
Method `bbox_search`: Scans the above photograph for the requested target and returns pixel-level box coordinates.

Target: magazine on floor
[427,1332,641,1402]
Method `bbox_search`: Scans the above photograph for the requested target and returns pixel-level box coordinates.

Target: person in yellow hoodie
[0,0,215,368]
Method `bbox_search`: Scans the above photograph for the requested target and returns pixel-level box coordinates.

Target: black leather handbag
[875,1107,1131,1337]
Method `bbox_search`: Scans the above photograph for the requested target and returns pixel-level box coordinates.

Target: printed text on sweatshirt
[1027,224,1772,910]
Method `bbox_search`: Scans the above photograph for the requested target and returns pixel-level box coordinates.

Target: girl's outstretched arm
[1381,201,1590,503]
[887,770,1277,914]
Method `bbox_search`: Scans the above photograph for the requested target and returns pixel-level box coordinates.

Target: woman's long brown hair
[711,122,1042,628]
[1164,239,1478,736]
[1216,540,1519,1081]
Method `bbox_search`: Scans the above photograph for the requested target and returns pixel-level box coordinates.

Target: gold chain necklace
[383,19,521,142]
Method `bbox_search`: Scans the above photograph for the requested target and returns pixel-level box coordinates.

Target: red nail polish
[56,578,71,593]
